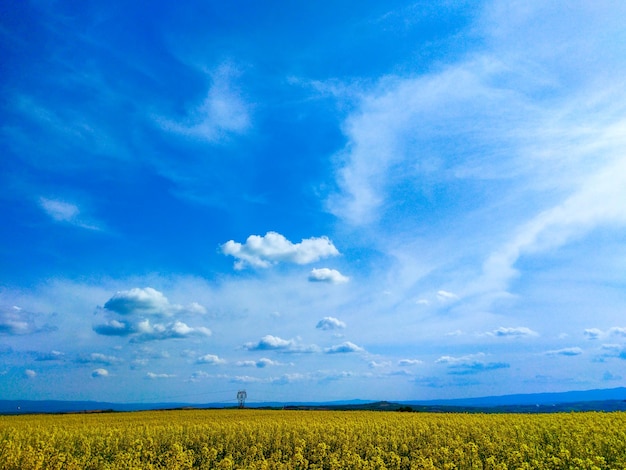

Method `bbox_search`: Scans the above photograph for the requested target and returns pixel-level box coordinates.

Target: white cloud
[221,231,339,269]
[93,319,134,336]
[584,327,626,341]
[369,361,391,368]
[308,268,349,284]
[584,328,603,340]
[39,198,79,222]
[325,341,365,354]
[95,288,211,342]
[103,287,207,317]
[256,358,285,368]
[189,371,211,382]
[159,64,250,142]
[437,290,459,302]
[436,353,509,375]
[24,369,36,379]
[77,353,123,365]
[35,350,65,361]
[103,288,172,316]
[316,316,347,331]
[610,327,626,337]
[0,307,39,335]
[398,359,423,366]
[39,197,100,230]
[91,368,109,378]
[244,335,293,351]
[131,320,212,342]
[197,354,226,365]
[477,156,626,297]
[488,327,539,338]
[236,357,286,368]
[146,372,176,379]
[243,335,319,353]
[545,347,583,356]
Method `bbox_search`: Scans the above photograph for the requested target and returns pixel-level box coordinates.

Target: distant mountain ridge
[405,386,626,407]
[1,387,625,415]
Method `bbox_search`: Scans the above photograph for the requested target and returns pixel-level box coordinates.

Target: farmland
[1,409,625,469]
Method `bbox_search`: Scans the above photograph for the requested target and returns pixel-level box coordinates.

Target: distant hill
[2,387,625,415]
[405,387,626,407]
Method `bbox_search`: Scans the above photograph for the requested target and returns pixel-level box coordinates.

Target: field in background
[1,409,625,469]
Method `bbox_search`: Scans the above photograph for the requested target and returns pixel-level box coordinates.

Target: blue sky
[2,0,626,404]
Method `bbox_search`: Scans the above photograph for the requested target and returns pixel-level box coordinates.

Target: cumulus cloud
[131,320,212,342]
[103,288,173,316]
[0,306,53,336]
[221,231,339,269]
[93,320,135,336]
[488,327,539,338]
[236,358,286,368]
[94,288,211,342]
[369,361,391,368]
[436,353,509,375]
[585,327,626,340]
[244,335,293,351]
[316,317,347,331]
[146,372,176,379]
[35,350,65,361]
[94,318,211,342]
[197,354,226,365]
[308,268,349,284]
[91,368,109,378]
[398,359,423,366]
[189,371,211,382]
[325,341,365,354]
[584,328,603,340]
[610,327,626,337]
[77,353,123,365]
[243,335,319,353]
[102,287,207,317]
[545,347,583,356]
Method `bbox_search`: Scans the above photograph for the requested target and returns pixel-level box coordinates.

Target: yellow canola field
[1,409,626,469]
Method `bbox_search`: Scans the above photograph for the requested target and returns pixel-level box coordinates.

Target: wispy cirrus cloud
[39,197,101,230]
[158,64,250,143]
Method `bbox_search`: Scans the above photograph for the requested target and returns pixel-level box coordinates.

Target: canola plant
[1,409,625,469]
